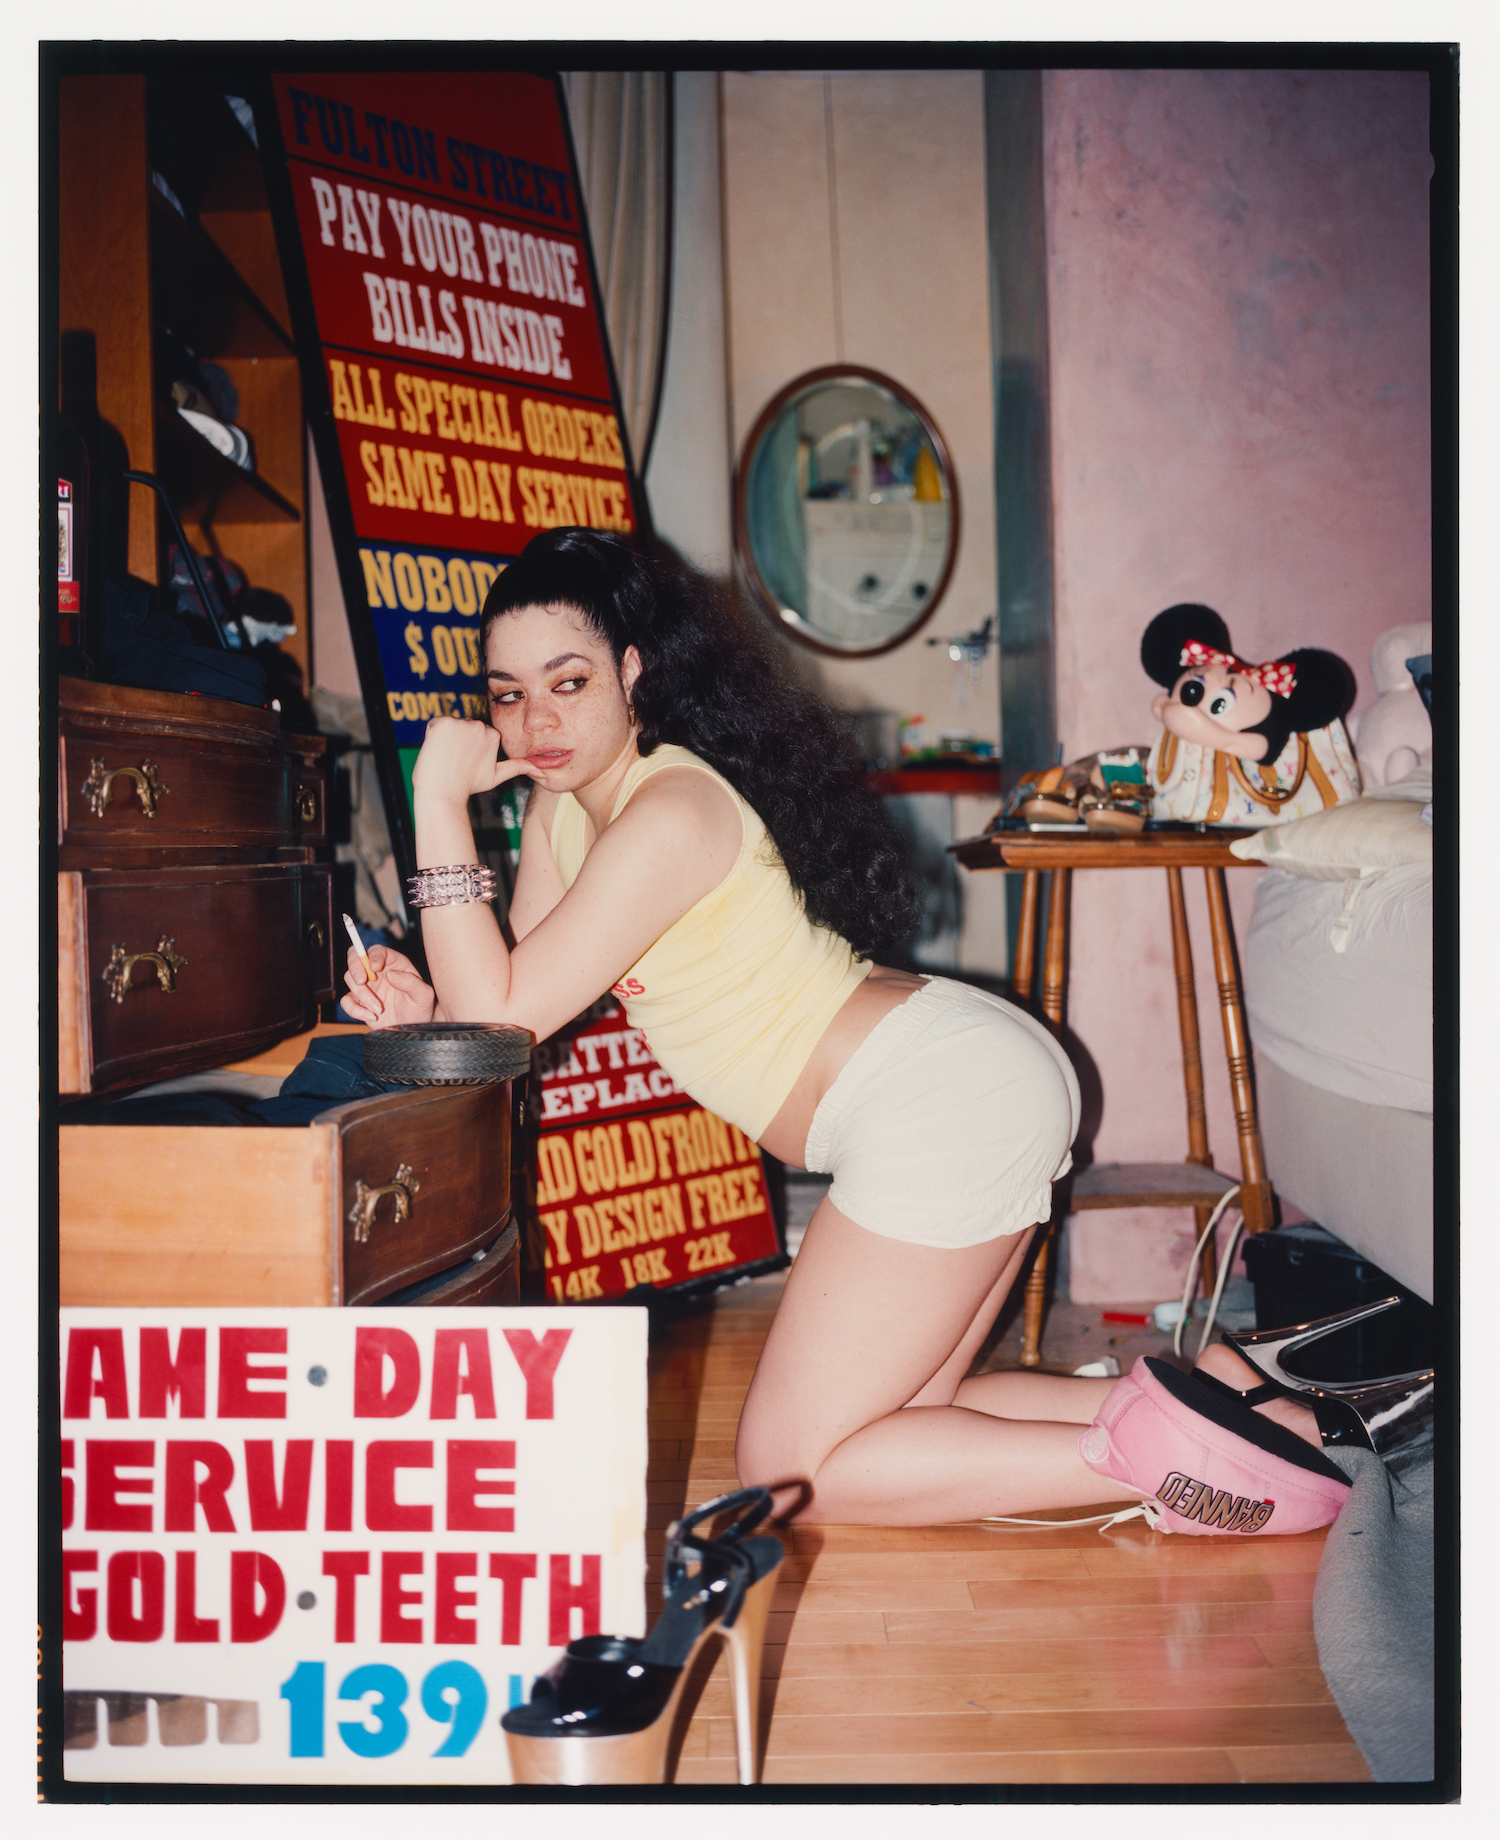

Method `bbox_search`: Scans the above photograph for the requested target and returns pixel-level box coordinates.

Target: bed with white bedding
[1233,772,1434,1301]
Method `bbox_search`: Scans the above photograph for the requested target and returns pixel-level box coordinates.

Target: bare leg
[938,1290,1322,1442]
[734,1196,1126,1525]
[904,1241,1113,1423]
[1196,1340,1322,1449]
[954,1369,1113,1422]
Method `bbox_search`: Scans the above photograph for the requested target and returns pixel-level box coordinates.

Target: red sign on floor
[530,999,785,1303]
[60,1307,646,1785]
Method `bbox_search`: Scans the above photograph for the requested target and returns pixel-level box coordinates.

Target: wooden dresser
[56,677,520,1308]
[57,675,332,1094]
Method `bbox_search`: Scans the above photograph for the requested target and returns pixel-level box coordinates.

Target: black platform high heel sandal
[500,1487,784,1786]
[1223,1296,1434,1457]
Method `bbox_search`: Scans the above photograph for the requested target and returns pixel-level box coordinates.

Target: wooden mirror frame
[732,364,961,659]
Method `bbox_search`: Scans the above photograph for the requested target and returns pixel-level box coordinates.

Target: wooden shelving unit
[57,69,309,682]
[152,402,301,525]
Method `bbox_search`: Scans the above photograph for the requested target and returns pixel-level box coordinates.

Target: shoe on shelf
[500,1487,784,1786]
[1223,1296,1434,1457]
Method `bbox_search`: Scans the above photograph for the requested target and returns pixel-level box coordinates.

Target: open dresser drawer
[58,1080,519,1308]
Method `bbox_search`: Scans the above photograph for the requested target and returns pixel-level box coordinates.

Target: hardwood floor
[643,1269,1370,1788]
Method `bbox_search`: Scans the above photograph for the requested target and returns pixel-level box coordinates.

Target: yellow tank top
[549,745,872,1140]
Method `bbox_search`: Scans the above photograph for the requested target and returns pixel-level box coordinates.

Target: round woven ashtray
[363,1023,534,1087]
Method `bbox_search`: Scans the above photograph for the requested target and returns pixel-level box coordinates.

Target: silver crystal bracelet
[406,864,499,909]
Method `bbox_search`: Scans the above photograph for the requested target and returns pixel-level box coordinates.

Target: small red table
[951,826,1270,1367]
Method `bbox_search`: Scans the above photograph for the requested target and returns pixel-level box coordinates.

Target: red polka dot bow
[1179,640,1297,698]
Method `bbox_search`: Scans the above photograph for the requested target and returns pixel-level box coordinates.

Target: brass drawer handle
[307,918,326,951]
[348,1164,420,1243]
[102,936,188,1003]
[83,758,169,819]
[298,785,319,824]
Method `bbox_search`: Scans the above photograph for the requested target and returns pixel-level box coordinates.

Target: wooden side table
[951,827,1272,1366]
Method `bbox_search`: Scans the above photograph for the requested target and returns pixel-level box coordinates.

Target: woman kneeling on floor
[344,528,1349,1537]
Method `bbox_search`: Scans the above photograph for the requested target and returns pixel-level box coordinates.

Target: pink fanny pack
[1077,1356,1353,1537]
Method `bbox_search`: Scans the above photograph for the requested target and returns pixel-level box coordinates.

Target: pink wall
[1041,69,1432,1300]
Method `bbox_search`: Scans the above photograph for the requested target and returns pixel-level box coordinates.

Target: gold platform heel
[721,1558,778,1784]
[501,1488,784,1786]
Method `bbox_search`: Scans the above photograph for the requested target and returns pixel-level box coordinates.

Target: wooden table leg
[1012,869,1040,1006]
[1166,866,1218,1292]
[1203,866,1275,1238]
[1020,869,1070,1368]
[1019,1230,1050,1370]
[1040,866,1069,1031]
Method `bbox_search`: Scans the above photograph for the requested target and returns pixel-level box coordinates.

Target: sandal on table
[500,1487,784,1785]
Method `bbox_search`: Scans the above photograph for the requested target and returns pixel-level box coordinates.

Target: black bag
[102,573,268,707]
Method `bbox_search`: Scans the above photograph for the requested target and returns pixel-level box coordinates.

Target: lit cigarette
[342,911,380,1008]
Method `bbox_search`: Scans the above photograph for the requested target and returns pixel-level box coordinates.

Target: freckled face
[485,602,641,790]
[1152,663,1274,760]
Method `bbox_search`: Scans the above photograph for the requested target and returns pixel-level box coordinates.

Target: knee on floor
[733,1416,817,1504]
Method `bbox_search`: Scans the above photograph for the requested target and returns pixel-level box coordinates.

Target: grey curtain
[562,71,673,476]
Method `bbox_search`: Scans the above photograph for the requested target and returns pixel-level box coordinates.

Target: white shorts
[802,977,1082,1249]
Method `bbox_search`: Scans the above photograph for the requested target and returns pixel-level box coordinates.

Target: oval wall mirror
[733,365,960,657]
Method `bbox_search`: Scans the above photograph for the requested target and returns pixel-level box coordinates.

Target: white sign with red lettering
[59,1307,646,1784]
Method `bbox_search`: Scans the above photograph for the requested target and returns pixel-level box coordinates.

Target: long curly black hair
[480,528,921,959]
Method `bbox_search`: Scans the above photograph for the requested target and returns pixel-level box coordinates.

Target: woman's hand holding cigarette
[343,942,438,1028]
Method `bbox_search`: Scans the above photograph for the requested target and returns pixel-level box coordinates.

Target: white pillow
[1228,794,1432,880]
[1367,764,1432,804]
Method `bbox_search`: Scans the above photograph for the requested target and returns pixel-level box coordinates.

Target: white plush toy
[1348,620,1432,788]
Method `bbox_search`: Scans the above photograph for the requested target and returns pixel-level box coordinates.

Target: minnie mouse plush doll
[1141,604,1360,826]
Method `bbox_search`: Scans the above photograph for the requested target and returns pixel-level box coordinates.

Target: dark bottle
[58,329,130,678]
